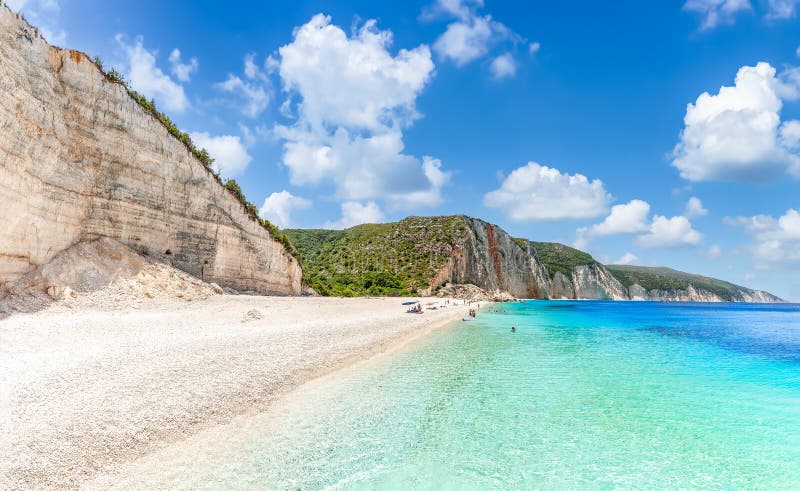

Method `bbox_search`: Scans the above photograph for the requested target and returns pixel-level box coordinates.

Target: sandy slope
[0,295,472,488]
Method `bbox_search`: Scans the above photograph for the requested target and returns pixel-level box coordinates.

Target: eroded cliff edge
[428,217,550,299]
[0,7,302,294]
[287,216,782,302]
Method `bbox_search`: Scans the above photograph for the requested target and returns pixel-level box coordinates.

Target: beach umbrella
[402,301,417,305]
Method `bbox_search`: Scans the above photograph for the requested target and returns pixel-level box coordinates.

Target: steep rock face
[740,290,783,303]
[609,265,782,303]
[571,263,629,300]
[632,284,781,302]
[545,263,628,300]
[628,284,648,300]
[432,227,629,301]
[549,271,575,299]
[644,285,725,302]
[288,223,782,302]
[429,217,549,299]
[0,7,302,294]
[521,241,554,297]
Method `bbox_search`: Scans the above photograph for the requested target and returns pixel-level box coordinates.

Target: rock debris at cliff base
[0,237,224,317]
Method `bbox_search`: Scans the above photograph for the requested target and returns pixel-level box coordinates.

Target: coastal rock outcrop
[607,265,782,303]
[644,285,725,302]
[288,216,782,302]
[429,217,549,299]
[571,263,629,300]
[429,223,630,301]
[549,271,575,299]
[435,282,517,302]
[627,284,781,302]
[0,6,302,295]
[539,263,628,300]
[0,237,223,316]
[628,284,648,300]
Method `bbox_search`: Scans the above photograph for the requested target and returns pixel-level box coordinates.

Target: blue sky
[9,0,800,300]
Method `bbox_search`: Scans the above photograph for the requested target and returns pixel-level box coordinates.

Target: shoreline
[1,295,477,487]
[89,300,488,488]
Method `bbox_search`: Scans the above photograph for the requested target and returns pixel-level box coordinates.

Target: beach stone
[242,309,264,322]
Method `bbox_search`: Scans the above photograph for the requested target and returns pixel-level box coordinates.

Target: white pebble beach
[0,295,474,488]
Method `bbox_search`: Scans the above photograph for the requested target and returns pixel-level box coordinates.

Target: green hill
[284,215,779,301]
[526,241,596,279]
[285,216,469,296]
[606,265,754,301]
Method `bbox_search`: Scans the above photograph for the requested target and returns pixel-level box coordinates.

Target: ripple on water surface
[137,301,800,489]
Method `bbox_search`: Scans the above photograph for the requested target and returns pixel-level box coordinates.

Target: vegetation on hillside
[285,216,469,296]
[89,56,296,258]
[284,214,771,299]
[527,241,596,279]
[605,265,752,300]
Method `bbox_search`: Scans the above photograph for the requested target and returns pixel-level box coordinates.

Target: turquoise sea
[155,301,800,489]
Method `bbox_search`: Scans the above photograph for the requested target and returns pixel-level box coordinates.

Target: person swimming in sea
[511,326,516,333]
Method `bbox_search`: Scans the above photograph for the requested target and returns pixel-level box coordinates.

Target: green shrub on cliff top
[105,68,125,84]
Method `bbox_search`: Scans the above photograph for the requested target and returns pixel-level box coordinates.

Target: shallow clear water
[156,301,800,489]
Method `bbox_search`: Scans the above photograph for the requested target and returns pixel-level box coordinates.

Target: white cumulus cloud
[324,201,385,229]
[258,190,311,228]
[215,53,272,117]
[766,0,799,19]
[244,52,271,81]
[433,14,493,65]
[685,196,709,217]
[780,119,800,148]
[615,252,639,265]
[635,215,702,248]
[168,49,198,82]
[584,199,651,236]
[278,15,434,131]
[489,53,516,79]
[421,0,485,21]
[189,132,252,178]
[483,162,611,221]
[672,62,800,182]
[727,209,800,267]
[683,0,752,29]
[274,14,446,209]
[115,35,189,113]
[426,0,527,77]
[576,199,705,250]
[387,156,451,209]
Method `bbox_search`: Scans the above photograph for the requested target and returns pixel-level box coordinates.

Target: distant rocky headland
[0,5,782,305]
[286,216,782,302]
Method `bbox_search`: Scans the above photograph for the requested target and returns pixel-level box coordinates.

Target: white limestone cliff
[0,6,302,295]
